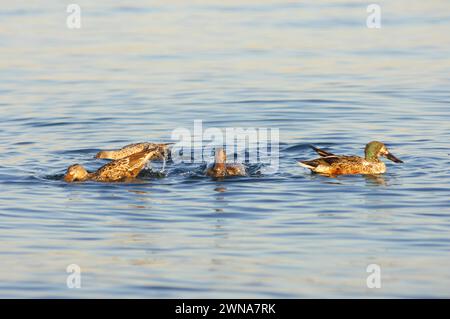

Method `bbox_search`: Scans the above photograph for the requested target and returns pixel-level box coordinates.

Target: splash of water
[161,155,166,172]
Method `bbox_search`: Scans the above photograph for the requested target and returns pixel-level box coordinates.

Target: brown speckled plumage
[205,148,246,178]
[64,148,161,183]
[95,142,171,160]
[298,141,403,176]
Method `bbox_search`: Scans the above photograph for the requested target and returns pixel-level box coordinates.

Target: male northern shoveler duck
[298,141,403,176]
[64,147,163,182]
[95,142,171,160]
[205,148,246,178]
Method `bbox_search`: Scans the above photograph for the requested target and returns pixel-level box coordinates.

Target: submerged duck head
[365,141,403,163]
[64,164,89,182]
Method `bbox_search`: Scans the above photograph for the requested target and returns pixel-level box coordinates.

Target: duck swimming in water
[64,147,163,182]
[205,148,246,178]
[95,142,171,160]
[298,141,403,176]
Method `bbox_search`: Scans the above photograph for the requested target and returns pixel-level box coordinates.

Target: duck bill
[385,152,403,163]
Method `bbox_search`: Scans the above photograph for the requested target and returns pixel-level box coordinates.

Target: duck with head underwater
[298,141,403,176]
[205,148,247,178]
[64,146,165,182]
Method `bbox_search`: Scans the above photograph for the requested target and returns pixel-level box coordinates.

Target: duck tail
[297,160,319,170]
[310,145,335,157]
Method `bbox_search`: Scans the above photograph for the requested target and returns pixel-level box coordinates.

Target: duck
[205,148,246,178]
[64,147,163,182]
[95,142,171,160]
[298,141,403,176]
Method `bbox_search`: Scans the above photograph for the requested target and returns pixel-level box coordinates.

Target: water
[1,0,450,298]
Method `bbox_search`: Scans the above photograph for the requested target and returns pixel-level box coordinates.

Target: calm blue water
[1,0,450,298]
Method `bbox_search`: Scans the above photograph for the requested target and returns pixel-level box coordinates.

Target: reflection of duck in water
[298,141,403,176]
[95,142,171,160]
[364,174,387,186]
[64,147,163,182]
[205,148,246,178]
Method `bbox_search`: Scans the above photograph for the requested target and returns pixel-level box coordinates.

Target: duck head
[365,141,403,163]
[64,164,90,182]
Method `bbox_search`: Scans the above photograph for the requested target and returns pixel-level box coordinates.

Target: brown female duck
[205,148,246,178]
[64,147,163,182]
